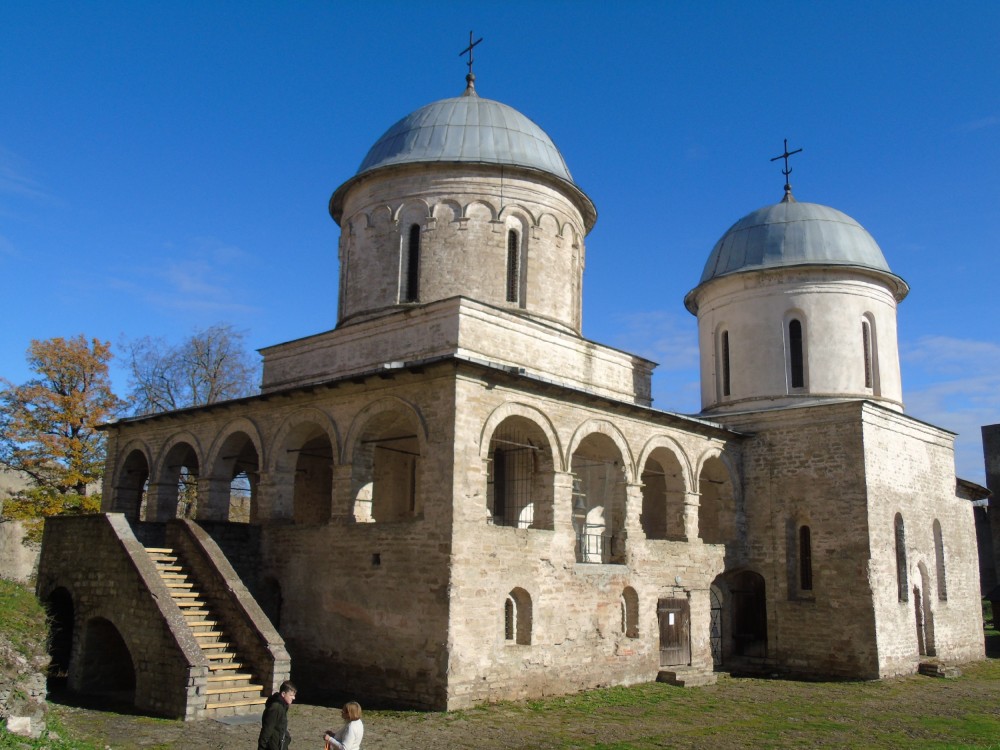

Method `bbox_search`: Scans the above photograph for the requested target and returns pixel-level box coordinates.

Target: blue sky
[1,2,997,483]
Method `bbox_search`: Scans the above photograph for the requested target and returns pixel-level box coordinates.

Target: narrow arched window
[721,330,731,397]
[504,588,532,645]
[621,587,639,638]
[789,319,804,389]
[894,513,908,602]
[799,525,813,591]
[404,223,420,302]
[862,319,873,389]
[506,229,519,303]
[933,519,947,601]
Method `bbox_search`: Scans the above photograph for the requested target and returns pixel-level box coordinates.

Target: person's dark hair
[280,680,297,695]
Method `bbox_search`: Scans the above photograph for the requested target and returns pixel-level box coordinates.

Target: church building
[36,65,985,717]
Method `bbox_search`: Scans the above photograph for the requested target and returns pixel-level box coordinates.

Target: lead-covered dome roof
[356,93,574,183]
[700,200,895,281]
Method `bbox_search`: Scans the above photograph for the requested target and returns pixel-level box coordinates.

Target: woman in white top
[323,701,364,750]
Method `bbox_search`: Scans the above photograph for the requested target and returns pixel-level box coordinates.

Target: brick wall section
[36,514,209,719]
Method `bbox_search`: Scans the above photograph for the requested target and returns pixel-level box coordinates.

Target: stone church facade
[37,72,984,716]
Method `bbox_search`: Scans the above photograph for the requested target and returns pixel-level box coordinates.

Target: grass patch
[0,579,47,670]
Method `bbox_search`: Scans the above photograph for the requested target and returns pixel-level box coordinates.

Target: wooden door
[658,598,691,666]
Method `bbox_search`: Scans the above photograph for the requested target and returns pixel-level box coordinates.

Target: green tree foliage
[124,323,259,415]
[0,336,124,535]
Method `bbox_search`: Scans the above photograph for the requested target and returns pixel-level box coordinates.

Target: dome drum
[335,163,587,334]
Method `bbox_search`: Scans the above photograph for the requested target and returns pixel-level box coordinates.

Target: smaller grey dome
[356,95,574,183]
[699,200,895,283]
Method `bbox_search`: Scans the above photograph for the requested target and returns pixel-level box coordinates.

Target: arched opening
[621,586,639,638]
[933,519,947,601]
[894,513,908,602]
[209,432,259,523]
[799,525,813,591]
[788,318,805,389]
[44,587,74,690]
[351,408,421,523]
[571,433,626,564]
[159,442,200,521]
[640,447,686,541]
[285,425,335,525]
[698,456,736,545]
[113,449,149,523]
[719,329,731,399]
[403,223,420,302]
[506,228,520,304]
[729,570,767,658]
[916,563,936,656]
[486,416,555,529]
[709,585,723,667]
[504,587,532,645]
[78,617,136,704]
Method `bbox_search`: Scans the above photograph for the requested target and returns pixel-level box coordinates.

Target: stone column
[683,492,701,542]
[253,471,280,524]
[553,471,578,559]
[199,476,232,521]
[331,464,356,523]
[144,481,179,523]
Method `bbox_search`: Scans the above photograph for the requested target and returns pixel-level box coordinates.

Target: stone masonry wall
[35,514,208,719]
[862,405,984,674]
[721,402,881,678]
[445,370,733,707]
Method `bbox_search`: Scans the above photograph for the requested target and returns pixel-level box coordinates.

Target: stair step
[206,651,238,661]
[206,684,264,697]
[186,619,219,628]
[159,572,188,580]
[209,662,245,672]
[205,697,268,711]
[171,591,202,599]
[146,547,174,554]
[208,672,254,690]
[193,630,224,639]
[200,641,233,651]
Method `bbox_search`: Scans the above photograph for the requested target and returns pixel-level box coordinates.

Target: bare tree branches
[124,324,260,415]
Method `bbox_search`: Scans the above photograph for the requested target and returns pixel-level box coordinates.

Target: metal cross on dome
[771,139,803,194]
[460,31,483,76]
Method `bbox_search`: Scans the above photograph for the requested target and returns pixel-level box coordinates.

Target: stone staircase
[146,547,268,717]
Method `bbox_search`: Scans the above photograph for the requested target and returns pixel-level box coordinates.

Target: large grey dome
[699,200,896,283]
[355,94,574,183]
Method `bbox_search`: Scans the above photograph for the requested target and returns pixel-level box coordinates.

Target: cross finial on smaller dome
[459,31,483,97]
[770,139,803,202]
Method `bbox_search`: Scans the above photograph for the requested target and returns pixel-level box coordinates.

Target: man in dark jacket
[258,680,296,750]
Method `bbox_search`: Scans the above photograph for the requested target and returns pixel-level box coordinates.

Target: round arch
[566,419,635,483]
[343,396,428,465]
[479,402,562,469]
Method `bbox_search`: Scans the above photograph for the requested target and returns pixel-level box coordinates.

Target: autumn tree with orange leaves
[0,336,125,532]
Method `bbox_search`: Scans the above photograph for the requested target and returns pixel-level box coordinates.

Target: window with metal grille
[487,426,538,528]
[789,319,804,388]
[404,223,420,302]
[799,525,813,591]
[506,229,519,303]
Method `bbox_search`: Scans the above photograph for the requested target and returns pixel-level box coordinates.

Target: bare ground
[48,656,1000,750]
